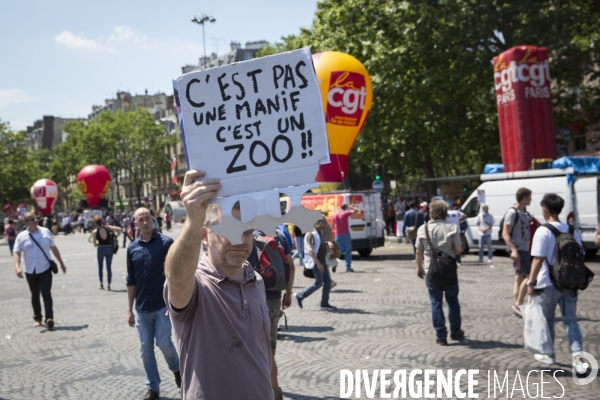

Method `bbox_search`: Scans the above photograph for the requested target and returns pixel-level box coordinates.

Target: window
[463,198,480,218]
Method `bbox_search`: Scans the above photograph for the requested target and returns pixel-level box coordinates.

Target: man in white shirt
[476,204,495,263]
[446,209,466,265]
[528,194,587,374]
[13,212,67,328]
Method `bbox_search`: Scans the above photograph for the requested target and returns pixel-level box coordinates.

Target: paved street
[1,228,599,400]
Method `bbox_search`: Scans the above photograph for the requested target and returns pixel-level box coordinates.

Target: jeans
[335,233,353,270]
[293,236,305,266]
[538,285,583,357]
[97,246,113,285]
[297,263,331,307]
[8,239,15,255]
[135,307,180,392]
[478,235,493,261]
[25,268,53,321]
[425,276,461,339]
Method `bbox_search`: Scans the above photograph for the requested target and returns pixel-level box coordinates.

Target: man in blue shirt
[127,207,180,400]
[403,201,425,262]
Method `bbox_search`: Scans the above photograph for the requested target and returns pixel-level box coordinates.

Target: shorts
[513,250,532,276]
[266,297,283,349]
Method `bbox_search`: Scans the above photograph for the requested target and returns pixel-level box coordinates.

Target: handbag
[405,210,419,240]
[29,232,59,274]
[303,266,315,279]
[424,222,458,288]
[108,228,119,255]
[522,296,553,355]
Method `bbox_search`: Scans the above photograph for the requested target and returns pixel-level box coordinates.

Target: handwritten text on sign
[174,48,329,197]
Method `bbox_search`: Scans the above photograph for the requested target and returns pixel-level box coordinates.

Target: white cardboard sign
[173,48,330,242]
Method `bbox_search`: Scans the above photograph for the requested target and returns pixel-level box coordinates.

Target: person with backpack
[4,219,17,256]
[247,227,295,400]
[501,187,533,317]
[415,200,463,346]
[293,218,337,311]
[91,215,122,290]
[528,193,590,374]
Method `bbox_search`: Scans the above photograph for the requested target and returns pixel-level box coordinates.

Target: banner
[493,46,556,172]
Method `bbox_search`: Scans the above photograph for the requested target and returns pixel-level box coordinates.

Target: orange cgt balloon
[312,51,373,191]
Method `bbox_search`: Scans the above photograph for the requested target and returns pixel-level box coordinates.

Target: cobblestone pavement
[1,229,599,400]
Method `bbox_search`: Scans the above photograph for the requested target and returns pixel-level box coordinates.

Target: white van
[299,191,386,256]
[461,168,599,256]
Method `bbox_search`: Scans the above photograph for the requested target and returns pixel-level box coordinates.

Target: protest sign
[173,47,330,242]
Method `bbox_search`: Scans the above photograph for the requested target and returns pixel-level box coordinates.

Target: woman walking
[91,215,121,290]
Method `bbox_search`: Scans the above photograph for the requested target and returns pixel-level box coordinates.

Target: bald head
[134,207,151,219]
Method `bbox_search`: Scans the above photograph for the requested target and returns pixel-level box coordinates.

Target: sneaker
[512,304,522,318]
[436,338,449,346]
[143,389,160,400]
[331,280,337,289]
[174,370,181,388]
[488,259,493,263]
[293,293,303,309]
[346,268,355,272]
[534,354,556,365]
[450,330,465,341]
[477,259,483,263]
[320,305,337,311]
[33,320,42,327]
[107,285,111,291]
[573,357,588,375]
[46,318,54,329]
[99,283,104,290]
[332,265,337,273]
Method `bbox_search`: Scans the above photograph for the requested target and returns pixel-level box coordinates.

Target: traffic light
[374,163,382,180]
[462,184,468,193]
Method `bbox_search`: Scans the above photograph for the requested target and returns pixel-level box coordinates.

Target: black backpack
[424,222,458,288]
[7,226,16,237]
[498,207,533,243]
[543,224,594,293]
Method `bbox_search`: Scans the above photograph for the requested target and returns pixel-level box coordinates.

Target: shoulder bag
[29,232,59,274]
[424,222,458,288]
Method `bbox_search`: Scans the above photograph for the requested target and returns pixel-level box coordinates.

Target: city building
[181,40,267,74]
[25,116,84,151]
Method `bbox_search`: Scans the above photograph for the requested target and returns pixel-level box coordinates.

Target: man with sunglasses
[164,170,273,399]
[13,212,67,328]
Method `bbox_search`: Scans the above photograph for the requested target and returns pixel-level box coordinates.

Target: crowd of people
[3,179,598,399]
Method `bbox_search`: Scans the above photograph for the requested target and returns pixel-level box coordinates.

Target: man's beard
[208,237,251,270]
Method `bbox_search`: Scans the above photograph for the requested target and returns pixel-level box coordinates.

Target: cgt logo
[327,71,367,127]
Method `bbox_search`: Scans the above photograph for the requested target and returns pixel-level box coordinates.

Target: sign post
[372,180,383,192]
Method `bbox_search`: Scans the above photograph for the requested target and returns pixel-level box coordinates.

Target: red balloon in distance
[77,165,111,207]
[30,179,59,215]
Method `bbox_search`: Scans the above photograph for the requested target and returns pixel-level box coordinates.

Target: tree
[0,119,47,206]
[260,0,600,195]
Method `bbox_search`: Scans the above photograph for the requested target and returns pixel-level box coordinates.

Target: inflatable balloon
[77,165,111,208]
[312,51,373,191]
[30,179,58,214]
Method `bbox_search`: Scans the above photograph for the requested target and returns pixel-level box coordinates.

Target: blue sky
[0,0,318,131]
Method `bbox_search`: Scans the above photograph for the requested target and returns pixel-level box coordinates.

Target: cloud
[0,89,35,108]
[55,30,115,52]
[108,26,148,47]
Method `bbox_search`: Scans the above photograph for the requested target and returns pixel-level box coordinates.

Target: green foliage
[51,108,176,207]
[0,119,47,206]
[263,0,600,190]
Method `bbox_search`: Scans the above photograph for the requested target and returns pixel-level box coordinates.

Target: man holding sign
[164,170,273,399]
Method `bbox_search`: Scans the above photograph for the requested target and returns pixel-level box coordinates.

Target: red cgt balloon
[77,165,111,208]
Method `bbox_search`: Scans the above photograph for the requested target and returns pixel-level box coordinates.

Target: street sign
[372,180,384,192]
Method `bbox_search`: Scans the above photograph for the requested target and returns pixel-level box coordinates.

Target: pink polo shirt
[333,210,353,236]
[164,256,273,400]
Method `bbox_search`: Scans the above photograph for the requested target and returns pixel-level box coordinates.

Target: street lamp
[191,14,216,70]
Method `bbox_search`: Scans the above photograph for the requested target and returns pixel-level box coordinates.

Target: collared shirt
[13,227,55,274]
[126,231,173,312]
[164,256,272,400]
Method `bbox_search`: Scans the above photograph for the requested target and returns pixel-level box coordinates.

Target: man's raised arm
[165,170,220,309]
